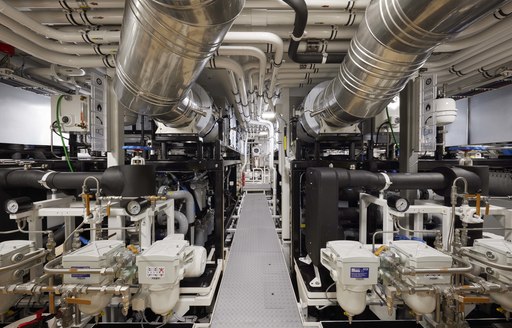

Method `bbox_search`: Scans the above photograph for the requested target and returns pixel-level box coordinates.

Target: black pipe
[388,172,447,191]
[282,0,345,63]
[489,171,512,196]
[335,169,387,190]
[0,169,101,190]
[0,165,156,197]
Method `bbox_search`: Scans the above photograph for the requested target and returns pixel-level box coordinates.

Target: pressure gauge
[387,195,410,212]
[5,197,33,214]
[125,199,149,216]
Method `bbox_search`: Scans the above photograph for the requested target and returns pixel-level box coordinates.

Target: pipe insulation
[114,0,244,126]
[174,211,189,235]
[166,190,196,224]
[301,0,510,131]
[0,0,120,43]
[489,171,512,197]
[0,165,156,197]
[0,26,115,68]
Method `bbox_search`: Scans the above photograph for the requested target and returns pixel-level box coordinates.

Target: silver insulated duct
[301,0,509,133]
[115,0,244,127]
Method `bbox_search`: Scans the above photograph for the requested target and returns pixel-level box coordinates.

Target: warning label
[350,267,369,279]
[146,266,166,280]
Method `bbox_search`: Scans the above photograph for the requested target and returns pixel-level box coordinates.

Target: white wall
[0,83,52,145]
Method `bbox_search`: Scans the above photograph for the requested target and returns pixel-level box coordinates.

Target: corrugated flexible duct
[302,0,510,131]
[115,0,244,127]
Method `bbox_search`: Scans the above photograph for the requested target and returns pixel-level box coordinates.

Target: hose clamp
[38,171,56,190]
[380,172,392,191]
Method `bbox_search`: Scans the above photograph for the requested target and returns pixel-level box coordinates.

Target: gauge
[125,199,150,216]
[5,197,33,214]
[387,195,410,212]
[126,200,142,216]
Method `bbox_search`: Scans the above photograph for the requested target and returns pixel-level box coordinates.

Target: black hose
[282,0,346,63]
[0,169,102,190]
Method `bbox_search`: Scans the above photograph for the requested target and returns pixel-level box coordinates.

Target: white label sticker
[146,266,166,279]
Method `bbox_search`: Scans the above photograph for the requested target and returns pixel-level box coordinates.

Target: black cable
[282,0,346,63]
[375,121,391,145]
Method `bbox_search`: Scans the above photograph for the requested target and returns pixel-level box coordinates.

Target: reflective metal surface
[309,0,509,127]
[115,0,244,126]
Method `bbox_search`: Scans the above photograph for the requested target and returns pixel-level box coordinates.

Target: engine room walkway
[210,192,303,328]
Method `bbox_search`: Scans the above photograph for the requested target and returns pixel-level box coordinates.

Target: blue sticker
[70,266,91,279]
[350,267,369,279]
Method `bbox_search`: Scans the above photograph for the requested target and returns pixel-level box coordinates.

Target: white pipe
[445,74,506,97]
[440,44,512,81]
[217,46,267,115]
[249,119,275,179]
[241,134,249,176]
[277,77,326,84]
[208,56,251,121]
[432,40,512,82]
[223,32,284,105]
[278,63,340,69]
[243,64,259,119]
[427,29,512,70]
[449,2,512,39]
[7,0,369,11]
[174,211,189,235]
[0,26,114,68]
[24,65,86,82]
[234,10,363,26]
[6,0,125,10]
[277,67,339,74]
[9,8,363,28]
[0,0,119,43]
[277,72,337,79]
[245,0,370,10]
[25,9,124,26]
[0,14,117,55]
[441,58,512,95]
[435,16,512,53]
[244,40,349,54]
[229,25,357,40]
[166,190,195,224]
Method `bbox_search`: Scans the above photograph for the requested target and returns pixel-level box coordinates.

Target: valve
[455,204,483,224]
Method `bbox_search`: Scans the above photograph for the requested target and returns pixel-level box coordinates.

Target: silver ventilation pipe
[115,0,244,126]
[301,0,510,134]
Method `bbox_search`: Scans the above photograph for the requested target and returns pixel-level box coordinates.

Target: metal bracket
[310,265,322,288]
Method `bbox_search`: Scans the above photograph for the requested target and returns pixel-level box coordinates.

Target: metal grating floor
[210,192,303,328]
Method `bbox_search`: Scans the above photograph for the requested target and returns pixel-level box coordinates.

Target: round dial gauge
[395,198,410,212]
[387,195,410,212]
[5,197,32,214]
[5,199,19,214]
[126,200,142,216]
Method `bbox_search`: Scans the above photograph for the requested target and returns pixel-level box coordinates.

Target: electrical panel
[418,74,437,152]
[90,72,109,152]
[51,95,90,133]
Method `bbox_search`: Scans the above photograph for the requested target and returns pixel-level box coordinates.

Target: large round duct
[115,0,244,126]
[304,0,509,128]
